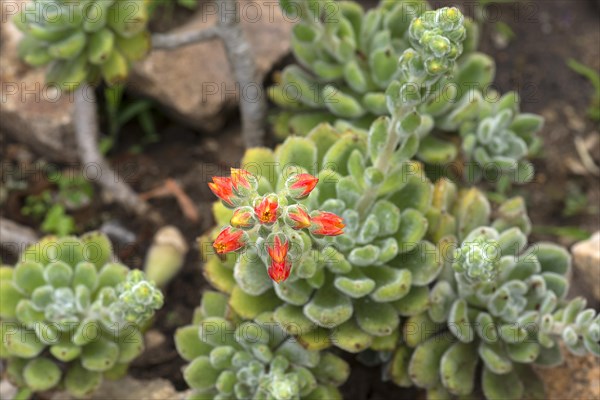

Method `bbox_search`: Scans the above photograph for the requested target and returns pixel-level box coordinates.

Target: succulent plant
[269,1,480,160]
[200,5,471,355]
[386,179,599,399]
[175,290,349,400]
[14,0,151,89]
[270,0,544,187]
[0,232,163,398]
[201,123,437,354]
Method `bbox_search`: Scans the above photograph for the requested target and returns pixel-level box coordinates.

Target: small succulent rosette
[175,290,349,400]
[14,0,151,90]
[386,180,599,399]
[0,232,163,398]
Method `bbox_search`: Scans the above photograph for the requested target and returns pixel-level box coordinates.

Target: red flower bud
[285,205,311,230]
[268,259,292,284]
[254,194,279,224]
[208,177,234,206]
[310,211,345,236]
[267,235,291,283]
[286,173,319,199]
[213,227,246,254]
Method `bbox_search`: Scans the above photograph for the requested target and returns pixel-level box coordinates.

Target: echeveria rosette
[0,232,163,398]
[387,180,599,400]
[200,121,441,354]
[457,90,545,189]
[14,0,151,90]
[175,290,349,400]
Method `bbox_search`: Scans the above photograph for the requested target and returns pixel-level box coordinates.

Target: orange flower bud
[231,168,257,193]
[213,227,246,254]
[286,173,319,199]
[267,235,291,283]
[208,177,234,206]
[267,235,289,264]
[310,211,345,236]
[285,205,311,230]
[268,259,292,284]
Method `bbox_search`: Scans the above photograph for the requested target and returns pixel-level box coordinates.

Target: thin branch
[73,85,163,225]
[218,0,267,147]
[0,218,38,254]
[152,26,220,50]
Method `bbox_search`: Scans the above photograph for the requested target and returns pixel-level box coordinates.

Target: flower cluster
[209,169,344,283]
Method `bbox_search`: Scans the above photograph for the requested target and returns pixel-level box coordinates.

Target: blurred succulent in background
[0,232,163,398]
[14,0,151,89]
[269,0,544,187]
[175,290,349,399]
[20,170,94,237]
[270,0,474,125]
[269,1,475,153]
[386,180,599,399]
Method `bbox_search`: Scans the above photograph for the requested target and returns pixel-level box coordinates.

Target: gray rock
[0,3,77,163]
[51,376,185,400]
[130,2,292,132]
[534,344,600,400]
[0,380,18,400]
[572,231,600,301]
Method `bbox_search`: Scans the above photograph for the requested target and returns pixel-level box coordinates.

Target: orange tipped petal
[230,168,253,190]
[230,207,254,229]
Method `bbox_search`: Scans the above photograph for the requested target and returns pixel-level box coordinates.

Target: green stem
[355,114,403,219]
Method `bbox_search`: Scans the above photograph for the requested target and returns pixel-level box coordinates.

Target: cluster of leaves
[175,291,349,400]
[21,171,94,237]
[15,0,151,89]
[101,84,160,155]
[201,127,439,353]
[0,233,163,399]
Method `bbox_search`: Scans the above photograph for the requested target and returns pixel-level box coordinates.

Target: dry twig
[140,179,200,223]
[73,85,163,224]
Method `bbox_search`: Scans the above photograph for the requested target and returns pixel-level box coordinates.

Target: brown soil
[1,0,599,399]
